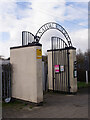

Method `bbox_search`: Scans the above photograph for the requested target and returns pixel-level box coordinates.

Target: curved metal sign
[35,22,72,46]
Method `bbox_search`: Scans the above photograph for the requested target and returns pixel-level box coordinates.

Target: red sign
[55,65,59,73]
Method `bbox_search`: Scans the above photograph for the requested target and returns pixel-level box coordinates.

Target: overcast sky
[0,0,89,58]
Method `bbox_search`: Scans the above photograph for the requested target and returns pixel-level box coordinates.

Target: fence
[2,60,12,101]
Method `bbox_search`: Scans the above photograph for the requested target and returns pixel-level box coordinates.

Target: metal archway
[34,22,72,47]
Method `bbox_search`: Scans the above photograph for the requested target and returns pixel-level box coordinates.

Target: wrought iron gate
[51,37,70,93]
[2,62,12,101]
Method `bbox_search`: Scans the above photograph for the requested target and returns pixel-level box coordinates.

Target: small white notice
[60,65,64,72]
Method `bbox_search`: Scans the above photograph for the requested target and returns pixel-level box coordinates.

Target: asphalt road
[2,88,88,118]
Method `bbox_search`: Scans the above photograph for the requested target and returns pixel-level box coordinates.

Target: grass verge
[77,81,90,89]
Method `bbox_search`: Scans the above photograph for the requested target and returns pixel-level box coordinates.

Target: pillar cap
[10,43,42,50]
[47,46,76,52]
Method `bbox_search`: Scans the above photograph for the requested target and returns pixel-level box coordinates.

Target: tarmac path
[2,88,88,118]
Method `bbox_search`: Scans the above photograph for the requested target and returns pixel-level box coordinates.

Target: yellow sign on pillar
[36,49,42,59]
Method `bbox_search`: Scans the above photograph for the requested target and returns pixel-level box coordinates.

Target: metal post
[22,32,23,46]
[0,59,2,120]
[52,38,54,92]
[9,68,11,98]
[67,49,70,93]
[86,71,88,84]
[0,60,2,99]
[85,56,89,84]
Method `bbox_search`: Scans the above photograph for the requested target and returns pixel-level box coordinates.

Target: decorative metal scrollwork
[35,22,72,47]
[22,22,72,47]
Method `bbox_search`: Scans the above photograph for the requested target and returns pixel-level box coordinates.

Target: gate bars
[2,62,12,100]
[51,37,70,93]
[22,31,34,45]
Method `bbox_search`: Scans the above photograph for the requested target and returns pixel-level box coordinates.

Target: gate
[51,37,70,93]
[2,61,12,102]
[22,22,75,93]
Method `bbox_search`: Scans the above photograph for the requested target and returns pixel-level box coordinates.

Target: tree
[76,49,85,82]
[76,49,90,82]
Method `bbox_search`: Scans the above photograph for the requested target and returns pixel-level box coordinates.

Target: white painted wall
[10,45,43,103]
